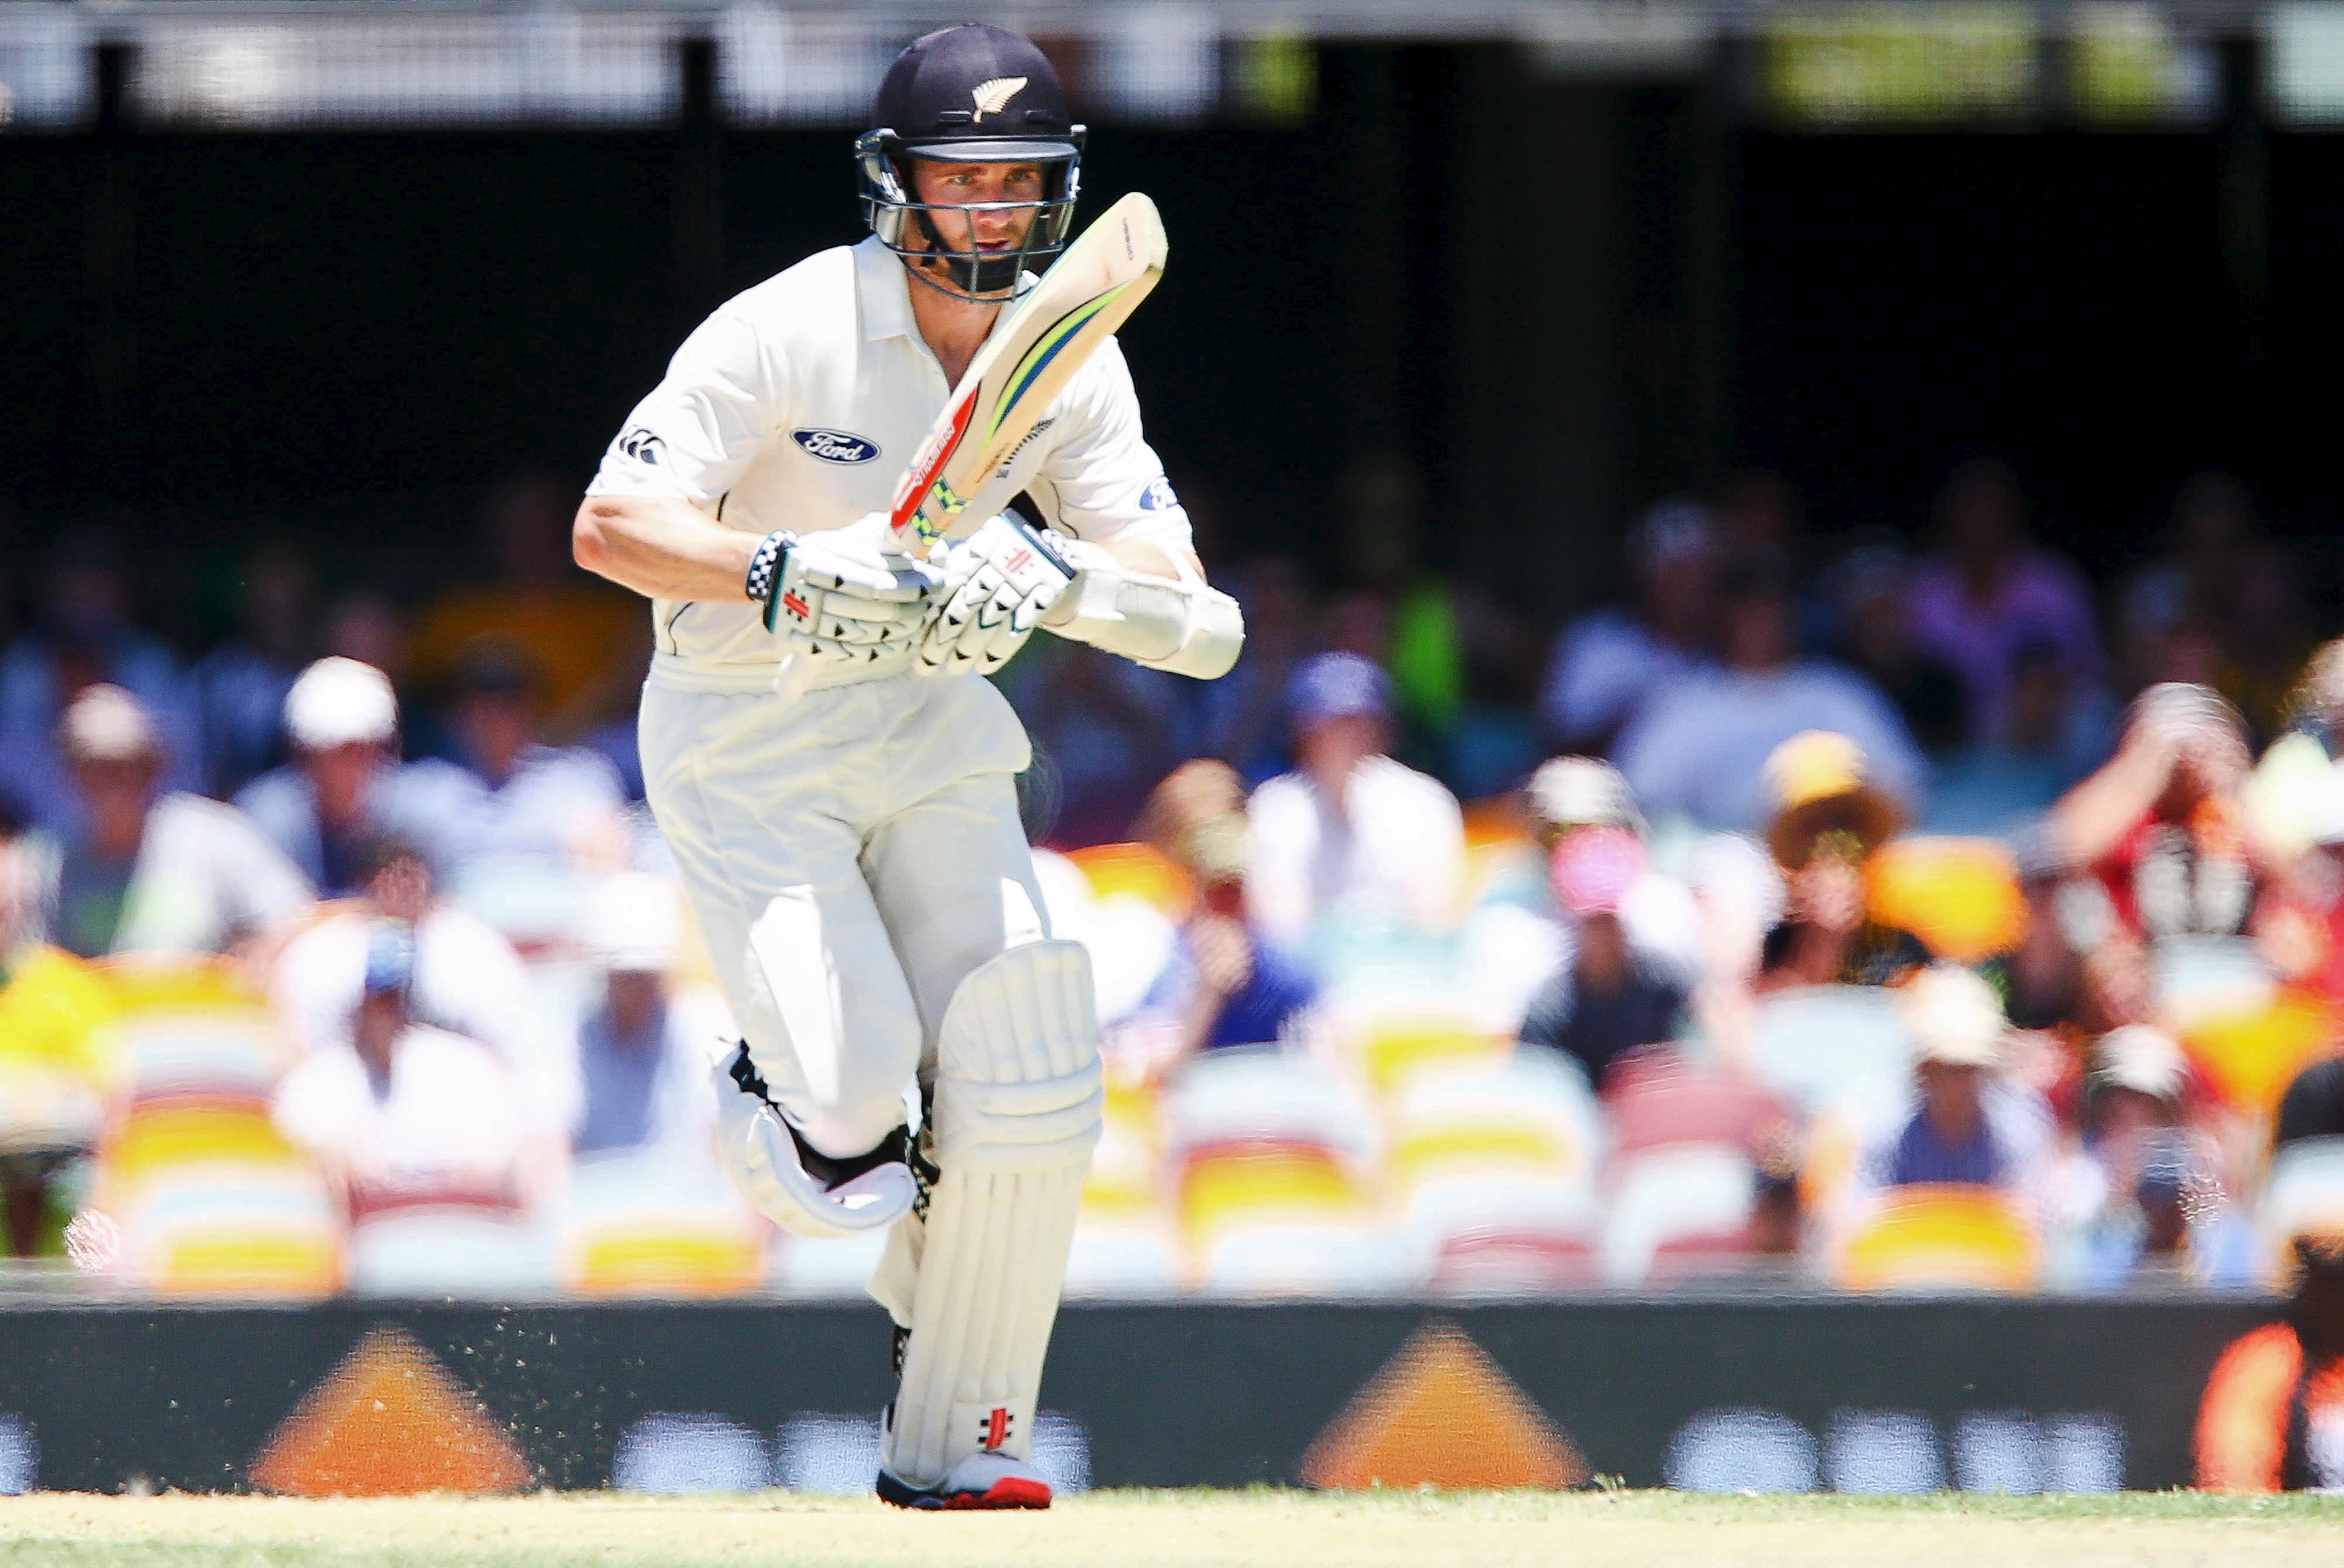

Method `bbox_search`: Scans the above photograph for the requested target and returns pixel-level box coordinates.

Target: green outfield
[4,1490,2344,1568]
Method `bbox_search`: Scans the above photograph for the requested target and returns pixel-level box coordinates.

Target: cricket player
[571,23,1241,1509]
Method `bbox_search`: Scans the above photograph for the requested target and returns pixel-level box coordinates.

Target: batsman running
[571,24,1241,1509]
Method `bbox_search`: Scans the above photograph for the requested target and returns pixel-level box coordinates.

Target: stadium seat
[102,959,291,1101]
[1063,842,1191,916]
[1837,1185,2037,1293]
[1193,1222,1422,1298]
[2154,935,2276,1026]
[771,1228,890,1299]
[126,1173,344,1297]
[1862,837,2026,964]
[346,1204,557,1297]
[561,1153,766,1298]
[1337,1012,1512,1097]
[1601,1144,1758,1286]
[2180,986,2335,1115]
[1751,986,1911,1120]
[1602,1053,1787,1160]
[1159,1047,1378,1168]
[1388,1054,1604,1294]
[1063,1219,1183,1298]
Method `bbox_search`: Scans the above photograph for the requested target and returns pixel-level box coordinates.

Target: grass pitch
[4,1489,2343,1567]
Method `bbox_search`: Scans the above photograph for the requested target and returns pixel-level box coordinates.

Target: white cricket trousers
[639,663,1051,1159]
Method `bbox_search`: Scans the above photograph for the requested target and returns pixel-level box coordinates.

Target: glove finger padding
[789,531,936,603]
[918,516,1072,677]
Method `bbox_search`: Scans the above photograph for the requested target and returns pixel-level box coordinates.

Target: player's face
[909,160,1046,255]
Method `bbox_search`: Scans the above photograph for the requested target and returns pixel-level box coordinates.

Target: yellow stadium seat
[106,1101,305,1187]
[1063,842,1192,917]
[1864,837,2027,964]
[1345,1014,1511,1096]
[147,1218,342,1297]
[1179,1144,1366,1236]
[569,1224,765,1298]
[1080,1076,1164,1219]
[1838,1185,2037,1293]
[2181,986,2336,1115]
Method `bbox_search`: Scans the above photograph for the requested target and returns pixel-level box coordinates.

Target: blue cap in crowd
[1288,652,1391,731]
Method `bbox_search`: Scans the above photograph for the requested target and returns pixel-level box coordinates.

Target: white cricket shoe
[875,1450,1053,1510]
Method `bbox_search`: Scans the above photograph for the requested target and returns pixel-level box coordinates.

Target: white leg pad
[881,939,1100,1488]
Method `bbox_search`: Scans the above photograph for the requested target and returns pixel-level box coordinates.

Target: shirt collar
[853,234,1038,347]
[855,236,915,344]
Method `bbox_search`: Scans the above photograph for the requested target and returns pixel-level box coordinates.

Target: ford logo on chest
[791,428,881,465]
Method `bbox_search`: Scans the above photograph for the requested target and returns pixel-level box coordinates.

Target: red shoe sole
[945,1476,1052,1510]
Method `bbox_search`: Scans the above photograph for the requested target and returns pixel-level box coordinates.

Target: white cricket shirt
[588,234,1193,688]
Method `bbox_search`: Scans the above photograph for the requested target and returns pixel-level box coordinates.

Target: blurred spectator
[2120,473,2258,695]
[2247,637,2344,869]
[1248,653,1465,949]
[194,542,315,799]
[1443,580,1548,801]
[270,839,546,1103]
[1907,459,2102,750]
[1200,556,1313,787]
[407,469,638,729]
[571,873,725,1160]
[273,923,539,1220]
[2252,773,2344,1010]
[1516,826,1687,1091]
[44,685,311,959]
[1539,500,1722,756]
[2054,1026,2242,1287]
[2223,541,2317,744]
[2195,1233,2344,1490]
[574,617,656,803]
[235,658,435,898]
[2045,683,2262,944]
[1615,560,1922,835]
[403,642,628,888]
[1925,635,2112,838]
[1128,761,1319,1063]
[1828,540,1967,757]
[1991,856,2087,1031]
[1755,732,1929,990]
[1005,639,1191,849]
[1522,756,1700,981]
[0,834,115,1257]
[1337,451,1463,753]
[1857,964,2053,1206]
[0,536,203,831]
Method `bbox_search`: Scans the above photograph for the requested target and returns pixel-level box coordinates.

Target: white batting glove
[751,528,939,663]
[917,515,1076,678]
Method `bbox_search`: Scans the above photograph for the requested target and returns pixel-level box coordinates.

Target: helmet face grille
[855,127,1084,301]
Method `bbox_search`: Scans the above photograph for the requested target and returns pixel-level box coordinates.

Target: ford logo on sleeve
[791,428,881,465]
[1139,474,1179,511]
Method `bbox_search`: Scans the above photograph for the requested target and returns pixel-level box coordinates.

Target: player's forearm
[1038,533,1242,680]
[572,494,760,603]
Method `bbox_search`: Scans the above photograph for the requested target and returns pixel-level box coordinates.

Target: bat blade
[889,191,1167,550]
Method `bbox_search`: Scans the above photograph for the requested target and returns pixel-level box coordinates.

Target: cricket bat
[888,191,1167,554]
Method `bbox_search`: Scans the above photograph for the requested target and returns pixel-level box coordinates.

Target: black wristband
[745,530,792,609]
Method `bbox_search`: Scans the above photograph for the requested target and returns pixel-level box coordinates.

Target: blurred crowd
[5,455,2344,1300]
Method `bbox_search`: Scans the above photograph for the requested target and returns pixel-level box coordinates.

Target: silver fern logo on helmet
[970,77,1026,119]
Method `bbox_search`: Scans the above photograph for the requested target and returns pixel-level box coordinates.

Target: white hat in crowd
[1526,756,1645,839]
[284,657,398,751]
[1898,963,2008,1069]
[59,684,159,763]
[2093,1024,2189,1102]
[585,872,681,973]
